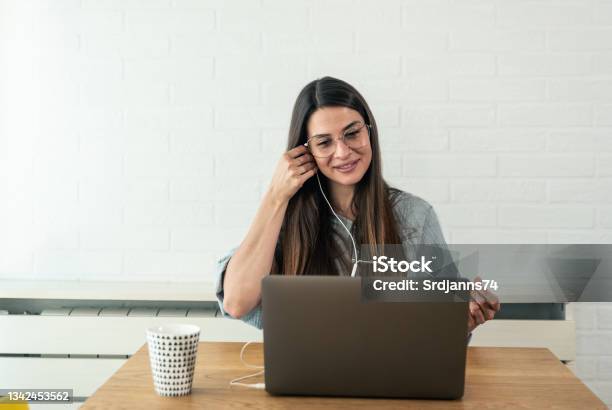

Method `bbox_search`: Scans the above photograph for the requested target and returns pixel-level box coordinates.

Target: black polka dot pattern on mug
[146,325,201,397]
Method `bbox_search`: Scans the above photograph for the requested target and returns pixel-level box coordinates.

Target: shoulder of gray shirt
[213,189,448,330]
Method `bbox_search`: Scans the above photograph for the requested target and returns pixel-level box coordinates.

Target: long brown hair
[273,76,403,276]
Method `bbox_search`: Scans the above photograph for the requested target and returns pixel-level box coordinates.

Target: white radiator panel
[0,316,262,356]
[0,357,125,396]
[471,319,576,361]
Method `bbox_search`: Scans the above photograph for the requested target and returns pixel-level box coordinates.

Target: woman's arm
[222,145,317,318]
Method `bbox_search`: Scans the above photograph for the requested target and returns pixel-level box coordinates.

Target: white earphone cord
[229,341,265,389]
[315,172,363,277]
[231,172,370,390]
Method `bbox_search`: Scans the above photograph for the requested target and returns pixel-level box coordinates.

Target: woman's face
[306,106,372,188]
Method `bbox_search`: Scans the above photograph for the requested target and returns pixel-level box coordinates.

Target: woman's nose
[334,139,351,158]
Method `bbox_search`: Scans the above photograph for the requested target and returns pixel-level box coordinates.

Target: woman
[215,76,499,331]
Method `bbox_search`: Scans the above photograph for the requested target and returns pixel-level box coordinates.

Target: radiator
[0,307,262,409]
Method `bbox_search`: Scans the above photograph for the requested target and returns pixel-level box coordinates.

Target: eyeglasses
[304,121,371,158]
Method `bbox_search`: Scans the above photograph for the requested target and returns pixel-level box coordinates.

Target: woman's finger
[298,167,317,183]
[287,145,308,158]
[295,162,316,175]
[294,153,314,166]
[470,302,486,325]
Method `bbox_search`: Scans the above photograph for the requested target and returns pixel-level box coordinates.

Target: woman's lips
[334,159,359,173]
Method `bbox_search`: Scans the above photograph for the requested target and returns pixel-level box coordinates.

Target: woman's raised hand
[268,145,317,203]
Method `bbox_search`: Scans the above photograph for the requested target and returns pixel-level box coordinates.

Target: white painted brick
[122,32,170,58]
[171,227,246,252]
[547,230,612,244]
[79,177,168,203]
[170,178,262,202]
[261,129,290,155]
[549,80,612,102]
[599,358,612,381]
[169,107,215,131]
[387,178,450,203]
[498,103,592,127]
[373,105,401,128]
[124,251,216,279]
[262,81,314,107]
[548,130,612,152]
[450,129,547,152]
[403,54,496,77]
[599,307,612,330]
[124,153,213,177]
[79,81,124,108]
[124,81,170,107]
[0,250,34,278]
[549,180,612,203]
[599,155,612,176]
[380,128,449,152]
[436,205,497,228]
[450,229,547,244]
[125,58,214,83]
[214,202,258,227]
[215,105,291,129]
[383,153,402,177]
[34,228,79,250]
[498,54,591,76]
[498,2,592,28]
[213,152,277,178]
[171,129,260,154]
[601,207,612,228]
[172,32,262,56]
[449,30,545,52]
[264,30,353,54]
[80,227,169,250]
[573,357,598,380]
[592,382,612,405]
[356,79,447,103]
[577,332,612,355]
[452,179,546,202]
[548,30,612,52]
[172,79,260,106]
[215,55,308,81]
[31,176,78,203]
[593,2,612,25]
[125,10,215,37]
[499,155,595,177]
[403,155,496,177]
[592,53,612,76]
[312,0,401,31]
[78,149,123,178]
[402,104,496,127]
[595,104,612,126]
[575,304,598,331]
[499,206,595,228]
[33,201,123,228]
[34,250,122,278]
[218,3,308,32]
[124,202,214,226]
[450,79,545,102]
[403,1,495,29]
[357,30,447,54]
[310,55,401,79]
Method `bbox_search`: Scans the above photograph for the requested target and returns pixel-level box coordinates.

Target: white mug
[146,324,200,396]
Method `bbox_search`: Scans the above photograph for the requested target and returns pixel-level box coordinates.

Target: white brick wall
[0,0,611,404]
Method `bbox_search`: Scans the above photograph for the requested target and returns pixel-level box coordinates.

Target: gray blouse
[214,190,452,330]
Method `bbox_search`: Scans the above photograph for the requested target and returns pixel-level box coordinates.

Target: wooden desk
[82,342,606,409]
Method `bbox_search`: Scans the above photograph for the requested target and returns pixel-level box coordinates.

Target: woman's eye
[344,131,359,139]
[316,139,331,146]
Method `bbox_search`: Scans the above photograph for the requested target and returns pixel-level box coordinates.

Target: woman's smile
[333,158,359,173]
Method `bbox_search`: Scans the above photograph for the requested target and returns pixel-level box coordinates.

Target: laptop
[261,275,469,399]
